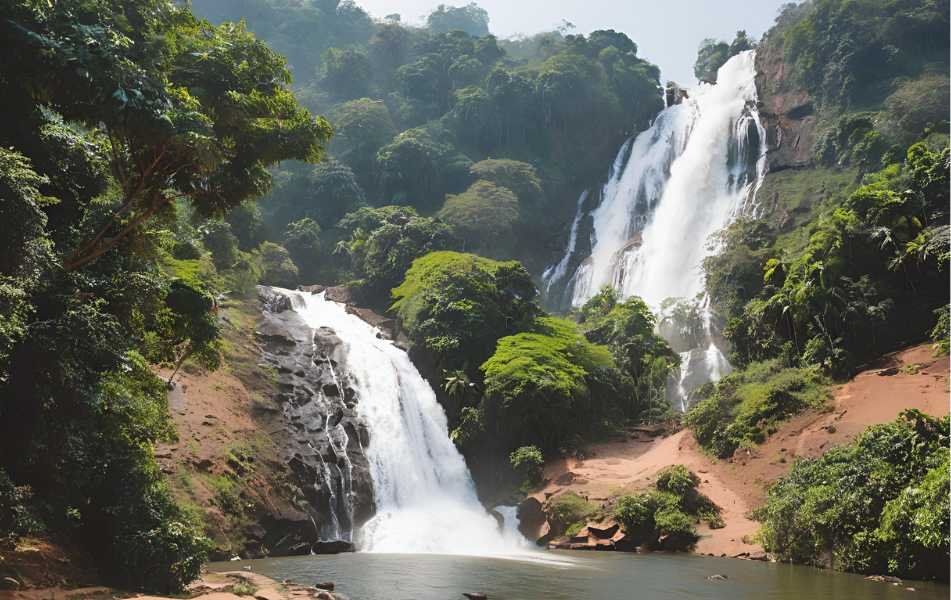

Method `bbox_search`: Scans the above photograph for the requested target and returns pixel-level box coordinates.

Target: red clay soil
[536,344,950,557]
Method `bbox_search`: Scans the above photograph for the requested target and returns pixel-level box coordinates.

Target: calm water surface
[210,551,948,600]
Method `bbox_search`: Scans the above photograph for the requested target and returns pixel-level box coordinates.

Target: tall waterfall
[545,51,767,409]
[287,291,527,555]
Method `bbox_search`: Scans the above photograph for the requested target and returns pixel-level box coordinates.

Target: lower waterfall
[544,50,767,409]
[284,289,529,556]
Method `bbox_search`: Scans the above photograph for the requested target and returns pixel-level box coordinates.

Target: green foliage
[268,159,367,231]
[321,47,372,101]
[201,221,240,270]
[330,99,397,194]
[449,405,485,450]
[0,469,43,542]
[547,492,595,528]
[755,410,950,580]
[693,31,754,84]
[144,280,221,385]
[258,241,300,288]
[579,289,680,421]
[3,1,330,270]
[509,445,544,486]
[481,317,617,450]
[192,2,664,270]
[338,207,457,302]
[777,0,949,110]
[393,251,538,371]
[726,142,949,375]
[931,305,949,355]
[613,465,719,551]
[283,218,322,282]
[469,159,544,207]
[694,39,730,84]
[438,180,519,256]
[685,359,829,458]
[426,3,490,37]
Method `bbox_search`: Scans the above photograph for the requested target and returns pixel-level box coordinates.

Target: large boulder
[516,497,547,541]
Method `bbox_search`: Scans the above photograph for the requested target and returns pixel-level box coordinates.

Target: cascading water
[285,290,529,556]
[545,50,767,409]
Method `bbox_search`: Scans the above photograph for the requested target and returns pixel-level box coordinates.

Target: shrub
[0,469,43,543]
[931,305,949,355]
[685,360,829,458]
[755,410,950,581]
[547,492,595,528]
[613,465,717,551]
[509,445,544,486]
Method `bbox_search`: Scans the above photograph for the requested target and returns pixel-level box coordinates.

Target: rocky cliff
[755,38,817,171]
[157,287,394,560]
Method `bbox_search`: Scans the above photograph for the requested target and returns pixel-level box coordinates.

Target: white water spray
[548,51,767,408]
[285,291,531,556]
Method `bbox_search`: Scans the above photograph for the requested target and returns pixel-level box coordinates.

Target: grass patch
[547,491,597,530]
[231,580,258,596]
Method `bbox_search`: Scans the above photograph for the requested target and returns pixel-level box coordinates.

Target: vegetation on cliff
[190,0,665,279]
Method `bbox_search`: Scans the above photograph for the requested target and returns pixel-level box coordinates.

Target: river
[211,551,948,600]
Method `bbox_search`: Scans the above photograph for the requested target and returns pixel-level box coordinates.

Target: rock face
[755,39,817,171]
[255,286,375,552]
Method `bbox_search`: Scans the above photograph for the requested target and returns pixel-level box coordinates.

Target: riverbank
[532,343,949,557]
[2,570,345,600]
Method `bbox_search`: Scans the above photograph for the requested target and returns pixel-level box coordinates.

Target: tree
[146,280,221,385]
[259,242,300,288]
[755,410,950,580]
[376,127,472,210]
[201,220,239,270]
[283,218,322,281]
[427,3,490,37]
[2,4,331,270]
[694,38,730,84]
[438,180,519,256]
[392,251,538,372]
[580,290,679,419]
[320,47,373,100]
[481,317,616,450]
[509,445,544,486]
[330,99,396,194]
[469,159,543,206]
[337,207,458,301]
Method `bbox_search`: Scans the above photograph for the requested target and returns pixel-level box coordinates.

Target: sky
[354,0,790,85]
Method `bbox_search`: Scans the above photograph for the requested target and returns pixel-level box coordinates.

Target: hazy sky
[354,0,789,84]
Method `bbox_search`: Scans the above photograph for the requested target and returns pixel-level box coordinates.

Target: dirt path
[537,344,950,557]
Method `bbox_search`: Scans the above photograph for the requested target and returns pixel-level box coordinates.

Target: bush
[655,464,699,498]
[755,410,950,581]
[0,469,43,543]
[931,305,949,355]
[685,360,829,458]
[654,508,698,550]
[547,492,595,528]
[613,465,717,551]
[509,445,544,486]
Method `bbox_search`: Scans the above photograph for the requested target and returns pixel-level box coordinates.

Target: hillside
[528,343,949,557]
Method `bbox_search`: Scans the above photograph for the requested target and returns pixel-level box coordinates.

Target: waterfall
[546,50,767,409]
[286,291,528,556]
